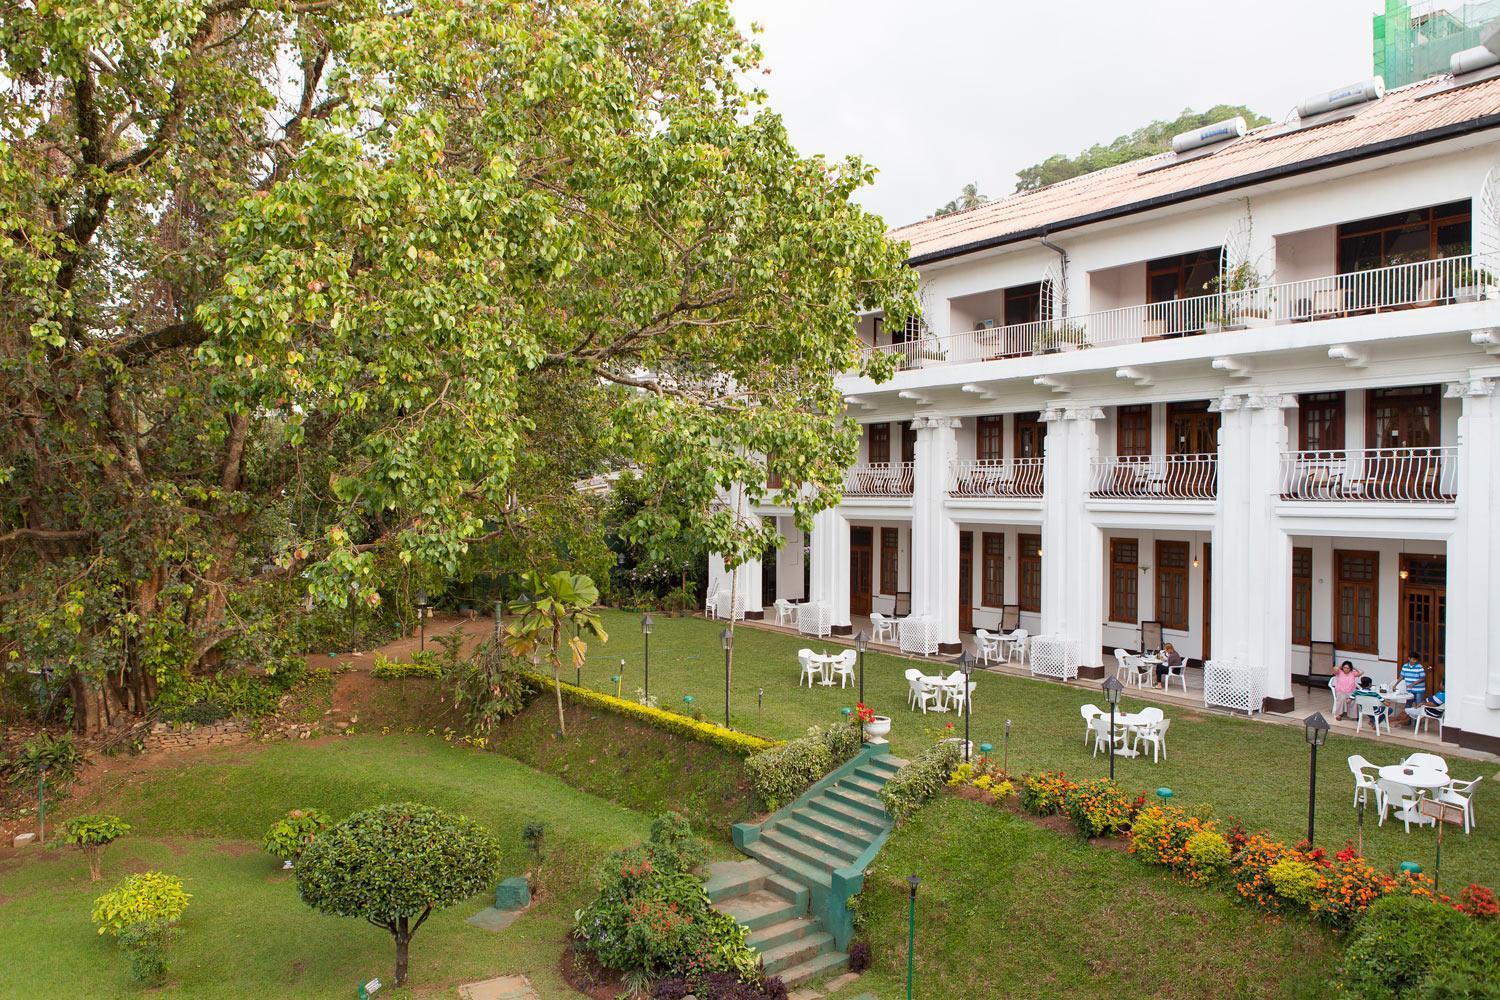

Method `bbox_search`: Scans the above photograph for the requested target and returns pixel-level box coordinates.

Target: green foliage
[1014,104,1271,191]
[1339,894,1500,999]
[92,872,190,937]
[1061,778,1140,838]
[371,657,444,680]
[932,182,989,218]
[443,639,536,735]
[573,814,756,981]
[64,813,132,881]
[12,731,83,784]
[505,571,608,738]
[1184,829,1232,879]
[296,802,500,986]
[745,724,860,810]
[1018,770,1077,817]
[155,670,301,723]
[522,822,546,865]
[121,921,177,985]
[261,808,332,861]
[648,812,708,873]
[879,741,963,825]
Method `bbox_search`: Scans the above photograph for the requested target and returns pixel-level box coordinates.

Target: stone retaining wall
[144,719,253,752]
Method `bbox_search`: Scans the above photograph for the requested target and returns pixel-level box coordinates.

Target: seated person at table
[1406,688,1445,726]
[1351,677,1389,723]
[1153,643,1183,687]
[1396,653,1427,726]
[1332,661,1362,719]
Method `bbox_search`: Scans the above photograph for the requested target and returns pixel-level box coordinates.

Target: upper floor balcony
[1090,454,1218,500]
[860,252,1493,373]
[949,458,1045,498]
[844,462,913,497]
[1278,447,1458,503]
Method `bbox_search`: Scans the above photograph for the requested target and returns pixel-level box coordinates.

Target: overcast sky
[730,0,1383,228]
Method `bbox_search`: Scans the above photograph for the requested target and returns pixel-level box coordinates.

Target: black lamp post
[854,630,868,705]
[1303,711,1330,845]
[1102,676,1124,780]
[957,648,975,762]
[641,613,653,703]
[415,589,430,652]
[720,626,733,729]
[906,874,921,1000]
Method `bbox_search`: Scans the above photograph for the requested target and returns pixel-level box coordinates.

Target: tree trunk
[393,916,410,986]
[552,617,566,737]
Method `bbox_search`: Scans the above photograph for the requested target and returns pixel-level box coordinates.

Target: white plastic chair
[1080,703,1102,746]
[1163,656,1187,693]
[916,678,946,715]
[1436,776,1481,834]
[1328,676,1350,720]
[1133,718,1170,763]
[1412,703,1445,738]
[1002,629,1028,665]
[705,589,725,620]
[949,681,975,715]
[1136,706,1164,725]
[1353,695,1387,736]
[1403,752,1448,773]
[798,650,821,689]
[1377,777,1422,833]
[905,668,925,709]
[869,612,896,643]
[1090,715,1127,757]
[975,629,1001,665]
[829,650,856,689]
[1347,754,1380,810]
[773,598,796,626]
[1113,648,1134,684]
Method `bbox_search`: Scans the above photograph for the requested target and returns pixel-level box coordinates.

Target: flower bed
[1018,770,1076,818]
[1060,778,1141,838]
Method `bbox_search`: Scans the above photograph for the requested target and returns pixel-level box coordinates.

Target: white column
[1447,375,1500,744]
[809,507,851,632]
[775,518,806,602]
[1211,392,1296,708]
[910,415,962,649]
[1039,405,1104,665]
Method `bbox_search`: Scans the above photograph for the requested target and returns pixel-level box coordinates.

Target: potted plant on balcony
[856,702,890,741]
[1204,262,1272,333]
[1039,320,1088,353]
[1455,263,1497,303]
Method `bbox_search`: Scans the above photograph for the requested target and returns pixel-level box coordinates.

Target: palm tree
[933,182,989,217]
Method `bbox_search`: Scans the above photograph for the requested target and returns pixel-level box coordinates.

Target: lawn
[841,797,1334,1000]
[586,609,1500,889]
[0,736,672,999]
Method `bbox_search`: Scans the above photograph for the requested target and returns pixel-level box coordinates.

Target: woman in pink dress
[1332,660,1362,719]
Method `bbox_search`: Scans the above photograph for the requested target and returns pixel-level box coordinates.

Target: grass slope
[0,736,655,999]
[841,797,1333,1000]
[588,610,1500,888]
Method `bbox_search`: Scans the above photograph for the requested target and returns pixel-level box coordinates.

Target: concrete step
[759,930,834,976]
[765,873,810,910]
[717,888,800,932]
[789,807,877,849]
[824,786,888,820]
[805,797,886,836]
[760,828,851,874]
[703,859,773,904]
[855,758,904,781]
[744,840,833,890]
[774,817,864,864]
[841,775,887,797]
[747,915,818,952]
[776,948,850,988]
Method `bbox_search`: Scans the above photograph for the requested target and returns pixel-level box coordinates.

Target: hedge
[519,671,779,758]
[880,740,963,824]
[745,723,862,810]
[371,660,443,680]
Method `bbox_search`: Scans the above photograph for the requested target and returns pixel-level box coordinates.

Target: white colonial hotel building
[709,70,1500,754]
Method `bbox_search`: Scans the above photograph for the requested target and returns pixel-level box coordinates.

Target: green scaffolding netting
[1373,0,1500,87]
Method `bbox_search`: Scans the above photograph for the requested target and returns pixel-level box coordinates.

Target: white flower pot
[863,716,891,740]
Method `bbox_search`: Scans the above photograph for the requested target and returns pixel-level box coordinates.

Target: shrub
[443,638,534,734]
[1232,835,1330,915]
[371,655,443,680]
[648,812,708,873]
[1456,884,1497,921]
[745,723,860,810]
[92,872,191,936]
[522,822,546,865]
[153,671,294,721]
[1310,853,1399,932]
[1061,778,1139,838]
[297,803,500,987]
[120,920,176,985]
[1019,770,1076,817]
[880,741,963,824]
[1128,805,1229,883]
[14,731,84,784]
[63,814,131,881]
[847,940,872,972]
[1267,857,1322,907]
[1339,894,1500,999]
[574,815,757,982]
[161,700,228,725]
[261,808,332,861]
[945,759,1013,799]
[1184,829,1232,880]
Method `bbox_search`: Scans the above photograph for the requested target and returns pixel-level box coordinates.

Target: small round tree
[261,808,331,864]
[295,802,499,986]
[64,814,132,882]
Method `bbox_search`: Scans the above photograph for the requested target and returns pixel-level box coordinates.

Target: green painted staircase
[707,744,906,988]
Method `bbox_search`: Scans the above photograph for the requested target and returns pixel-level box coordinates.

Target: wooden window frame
[981,532,1004,607]
[1334,549,1379,654]
[901,421,917,465]
[1365,385,1441,450]
[1108,538,1139,624]
[1014,412,1046,460]
[1018,533,1042,613]
[1291,546,1313,646]
[1117,405,1151,458]
[1335,200,1471,274]
[976,415,1004,462]
[867,423,890,464]
[1155,540,1190,632]
[1146,247,1223,303]
[1298,392,1346,451]
[879,528,899,596]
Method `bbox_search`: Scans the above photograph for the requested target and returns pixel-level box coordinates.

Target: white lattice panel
[898,616,939,657]
[1029,635,1079,681]
[796,602,830,638]
[1203,659,1264,715]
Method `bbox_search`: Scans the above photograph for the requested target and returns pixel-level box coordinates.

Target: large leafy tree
[1014,104,1270,192]
[0,0,917,729]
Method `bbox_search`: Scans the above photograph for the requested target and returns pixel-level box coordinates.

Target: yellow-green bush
[91,872,191,936]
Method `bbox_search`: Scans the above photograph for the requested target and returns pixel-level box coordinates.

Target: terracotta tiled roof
[892,76,1500,264]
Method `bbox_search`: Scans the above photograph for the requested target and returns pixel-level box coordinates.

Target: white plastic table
[808,652,839,687]
[1377,764,1449,827]
[917,674,960,712]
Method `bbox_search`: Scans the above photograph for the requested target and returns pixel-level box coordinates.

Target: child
[1351,676,1389,727]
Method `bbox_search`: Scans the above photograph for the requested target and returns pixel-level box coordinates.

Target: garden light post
[1003,719,1012,775]
[720,627,733,729]
[415,590,429,652]
[1102,676,1124,781]
[906,874,920,1000]
[1303,711,1330,845]
[641,614,653,702]
[493,600,503,639]
[854,630,868,705]
[957,649,975,762]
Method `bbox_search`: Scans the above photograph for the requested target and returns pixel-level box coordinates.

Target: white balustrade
[844,462,914,497]
[1089,454,1218,500]
[1278,447,1458,502]
[949,458,1045,498]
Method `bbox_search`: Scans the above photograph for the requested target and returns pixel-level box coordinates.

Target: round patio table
[1100,711,1147,757]
[919,674,959,712]
[1377,764,1448,827]
[809,652,839,687]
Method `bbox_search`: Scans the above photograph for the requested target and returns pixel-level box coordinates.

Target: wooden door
[1014,412,1046,460]
[1167,400,1219,454]
[1399,554,1446,691]
[761,544,777,609]
[1201,541,1211,660]
[849,527,873,617]
[958,532,974,632]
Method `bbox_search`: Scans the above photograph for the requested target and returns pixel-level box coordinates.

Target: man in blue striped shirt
[1398,654,1427,725]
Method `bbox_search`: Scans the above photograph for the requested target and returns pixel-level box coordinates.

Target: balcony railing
[1090,454,1218,500]
[844,462,914,497]
[1278,447,1458,502]
[949,458,1045,498]
[859,254,1493,370]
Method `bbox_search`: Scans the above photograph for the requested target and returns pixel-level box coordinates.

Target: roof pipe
[1039,232,1069,316]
